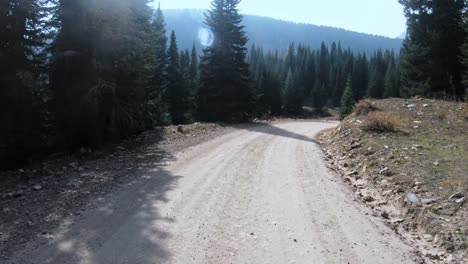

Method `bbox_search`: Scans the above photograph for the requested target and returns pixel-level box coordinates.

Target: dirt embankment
[0,123,236,260]
[318,98,467,263]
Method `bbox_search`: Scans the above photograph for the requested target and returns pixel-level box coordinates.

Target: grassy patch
[354,99,378,116]
[360,111,400,132]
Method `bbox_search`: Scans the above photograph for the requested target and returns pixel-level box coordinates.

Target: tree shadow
[3,130,183,264]
[33,166,181,264]
[225,121,333,144]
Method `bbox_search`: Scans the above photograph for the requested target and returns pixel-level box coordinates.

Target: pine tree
[0,0,42,168]
[340,76,354,120]
[199,0,254,121]
[462,13,468,94]
[283,68,303,115]
[167,31,186,124]
[149,4,171,125]
[399,0,467,99]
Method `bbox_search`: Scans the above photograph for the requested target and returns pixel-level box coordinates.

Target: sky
[155,0,407,38]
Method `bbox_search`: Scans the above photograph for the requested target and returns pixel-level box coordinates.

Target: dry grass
[321,98,468,260]
[354,99,377,116]
[360,111,400,132]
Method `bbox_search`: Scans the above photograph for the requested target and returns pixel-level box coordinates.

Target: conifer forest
[1,0,467,169]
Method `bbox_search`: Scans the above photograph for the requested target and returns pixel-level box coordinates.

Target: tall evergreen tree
[199,0,254,121]
[148,4,171,125]
[0,0,42,168]
[167,31,186,124]
[340,76,354,120]
[399,0,467,99]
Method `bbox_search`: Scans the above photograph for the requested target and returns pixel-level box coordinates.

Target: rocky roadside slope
[318,98,467,264]
[0,123,237,260]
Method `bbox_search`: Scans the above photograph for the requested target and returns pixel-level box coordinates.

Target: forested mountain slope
[164,9,403,54]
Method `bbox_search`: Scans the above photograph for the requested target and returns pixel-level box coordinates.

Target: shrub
[354,99,377,116]
[361,111,400,132]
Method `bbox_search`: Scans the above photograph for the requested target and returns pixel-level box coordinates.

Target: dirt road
[8,122,419,264]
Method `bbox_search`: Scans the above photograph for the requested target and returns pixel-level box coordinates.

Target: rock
[350,143,361,150]
[433,161,439,166]
[177,125,185,133]
[421,198,438,205]
[363,195,375,202]
[407,192,420,204]
[13,190,24,198]
[69,162,79,169]
[32,185,42,191]
[390,218,404,224]
[448,192,464,200]
[381,211,390,219]
[77,167,85,172]
[422,249,440,260]
[412,144,422,149]
[2,208,10,213]
[18,169,25,174]
[347,171,358,176]
[407,104,416,109]
[423,104,430,108]
[455,197,465,204]
[422,234,434,242]
[382,190,393,196]
[354,179,368,189]
[379,167,390,176]
[116,146,126,151]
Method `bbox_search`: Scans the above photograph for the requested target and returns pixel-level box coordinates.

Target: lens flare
[198,27,214,47]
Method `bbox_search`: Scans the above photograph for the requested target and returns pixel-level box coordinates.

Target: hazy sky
[155,0,407,38]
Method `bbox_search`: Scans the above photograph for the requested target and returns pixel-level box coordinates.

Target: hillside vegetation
[319,98,467,263]
[163,9,403,55]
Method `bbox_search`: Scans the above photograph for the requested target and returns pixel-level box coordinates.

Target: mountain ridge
[163,9,403,54]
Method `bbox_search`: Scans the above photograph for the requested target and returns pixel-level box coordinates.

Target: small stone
[347,171,358,176]
[13,190,24,198]
[69,162,79,169]
[433,161,439,166]
[354,179,368,189]
[407,104,416,109]
[33,185,42,191]
[422,234,433,242]
[2,208,10,213]
[293,239,297,242]
[423,250,440,260]
[250,232,254,236]
[382,190,393,196]
[448,192,464,200]
[421,198,437,205]
[379,167,390,176]
[363,195,375,202]
[381,211,390,219]
[455,197,465,204]
[391,218,404,224]
[18,169,25,174]
[407,192,420,204]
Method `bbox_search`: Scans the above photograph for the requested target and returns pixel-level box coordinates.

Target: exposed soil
[317,98,467,263]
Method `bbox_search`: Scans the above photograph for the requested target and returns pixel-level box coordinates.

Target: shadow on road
[232,122,321,144]
[3,131,182,264]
